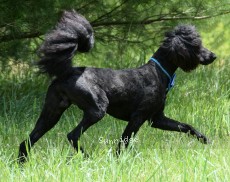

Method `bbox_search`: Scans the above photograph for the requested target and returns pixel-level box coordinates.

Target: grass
[0,58,229,181]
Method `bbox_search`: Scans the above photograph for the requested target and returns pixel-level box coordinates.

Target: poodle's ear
[169,36,190,61]
[159,25,215,71]
[161,26,200,72]
[162,34,191,66]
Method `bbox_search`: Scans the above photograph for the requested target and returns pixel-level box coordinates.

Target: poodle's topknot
[158,25,206,72]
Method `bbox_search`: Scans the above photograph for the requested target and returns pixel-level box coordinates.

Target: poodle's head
[160,25,216,72]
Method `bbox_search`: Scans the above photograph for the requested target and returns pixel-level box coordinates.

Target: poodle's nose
[211,52,217,60]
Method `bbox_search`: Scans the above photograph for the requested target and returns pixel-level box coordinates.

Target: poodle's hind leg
[66,85,109,154]
[18,84,71,163]
[116,112,146,155]
[67,109,106,154]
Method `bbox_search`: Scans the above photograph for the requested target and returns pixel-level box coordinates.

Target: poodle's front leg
[150,113,208,143]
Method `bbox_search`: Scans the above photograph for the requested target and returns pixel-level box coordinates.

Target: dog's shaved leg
[116,113,145,155]
[67,112,104,153]
[150,113,208,143]
[18,86,70,163]
[67,89,108,154]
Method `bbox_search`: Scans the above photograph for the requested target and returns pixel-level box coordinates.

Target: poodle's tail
[37,10,94,78]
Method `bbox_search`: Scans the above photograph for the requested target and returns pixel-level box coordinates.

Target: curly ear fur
[161,25,202,72]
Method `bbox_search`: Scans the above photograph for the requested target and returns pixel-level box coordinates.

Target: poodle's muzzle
[199,47,217,65]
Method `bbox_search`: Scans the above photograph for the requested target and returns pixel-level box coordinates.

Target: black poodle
[18,10,216,163]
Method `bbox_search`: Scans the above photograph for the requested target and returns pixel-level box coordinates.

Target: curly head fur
[157,25,216,72]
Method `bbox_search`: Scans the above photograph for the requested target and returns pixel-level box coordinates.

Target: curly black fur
[37,10,94,77]
[18,10,216,163]
[154,25,215,72]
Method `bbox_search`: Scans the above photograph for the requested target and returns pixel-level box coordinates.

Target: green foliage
[0,0,229,68]
[201,17,230,59]
[0,1,229,180]
[0,59,229,181]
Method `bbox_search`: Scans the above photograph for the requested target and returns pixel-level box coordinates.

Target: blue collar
[149,57,176,92]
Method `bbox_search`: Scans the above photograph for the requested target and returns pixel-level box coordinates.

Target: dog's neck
[149,49,178,92]
[152,50,178,77]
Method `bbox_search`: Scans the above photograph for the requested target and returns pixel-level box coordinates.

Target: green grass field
[0,57,229,181]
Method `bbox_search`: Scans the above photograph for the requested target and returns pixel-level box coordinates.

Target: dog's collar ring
[149,57,176,92]
[169,73,176,91]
